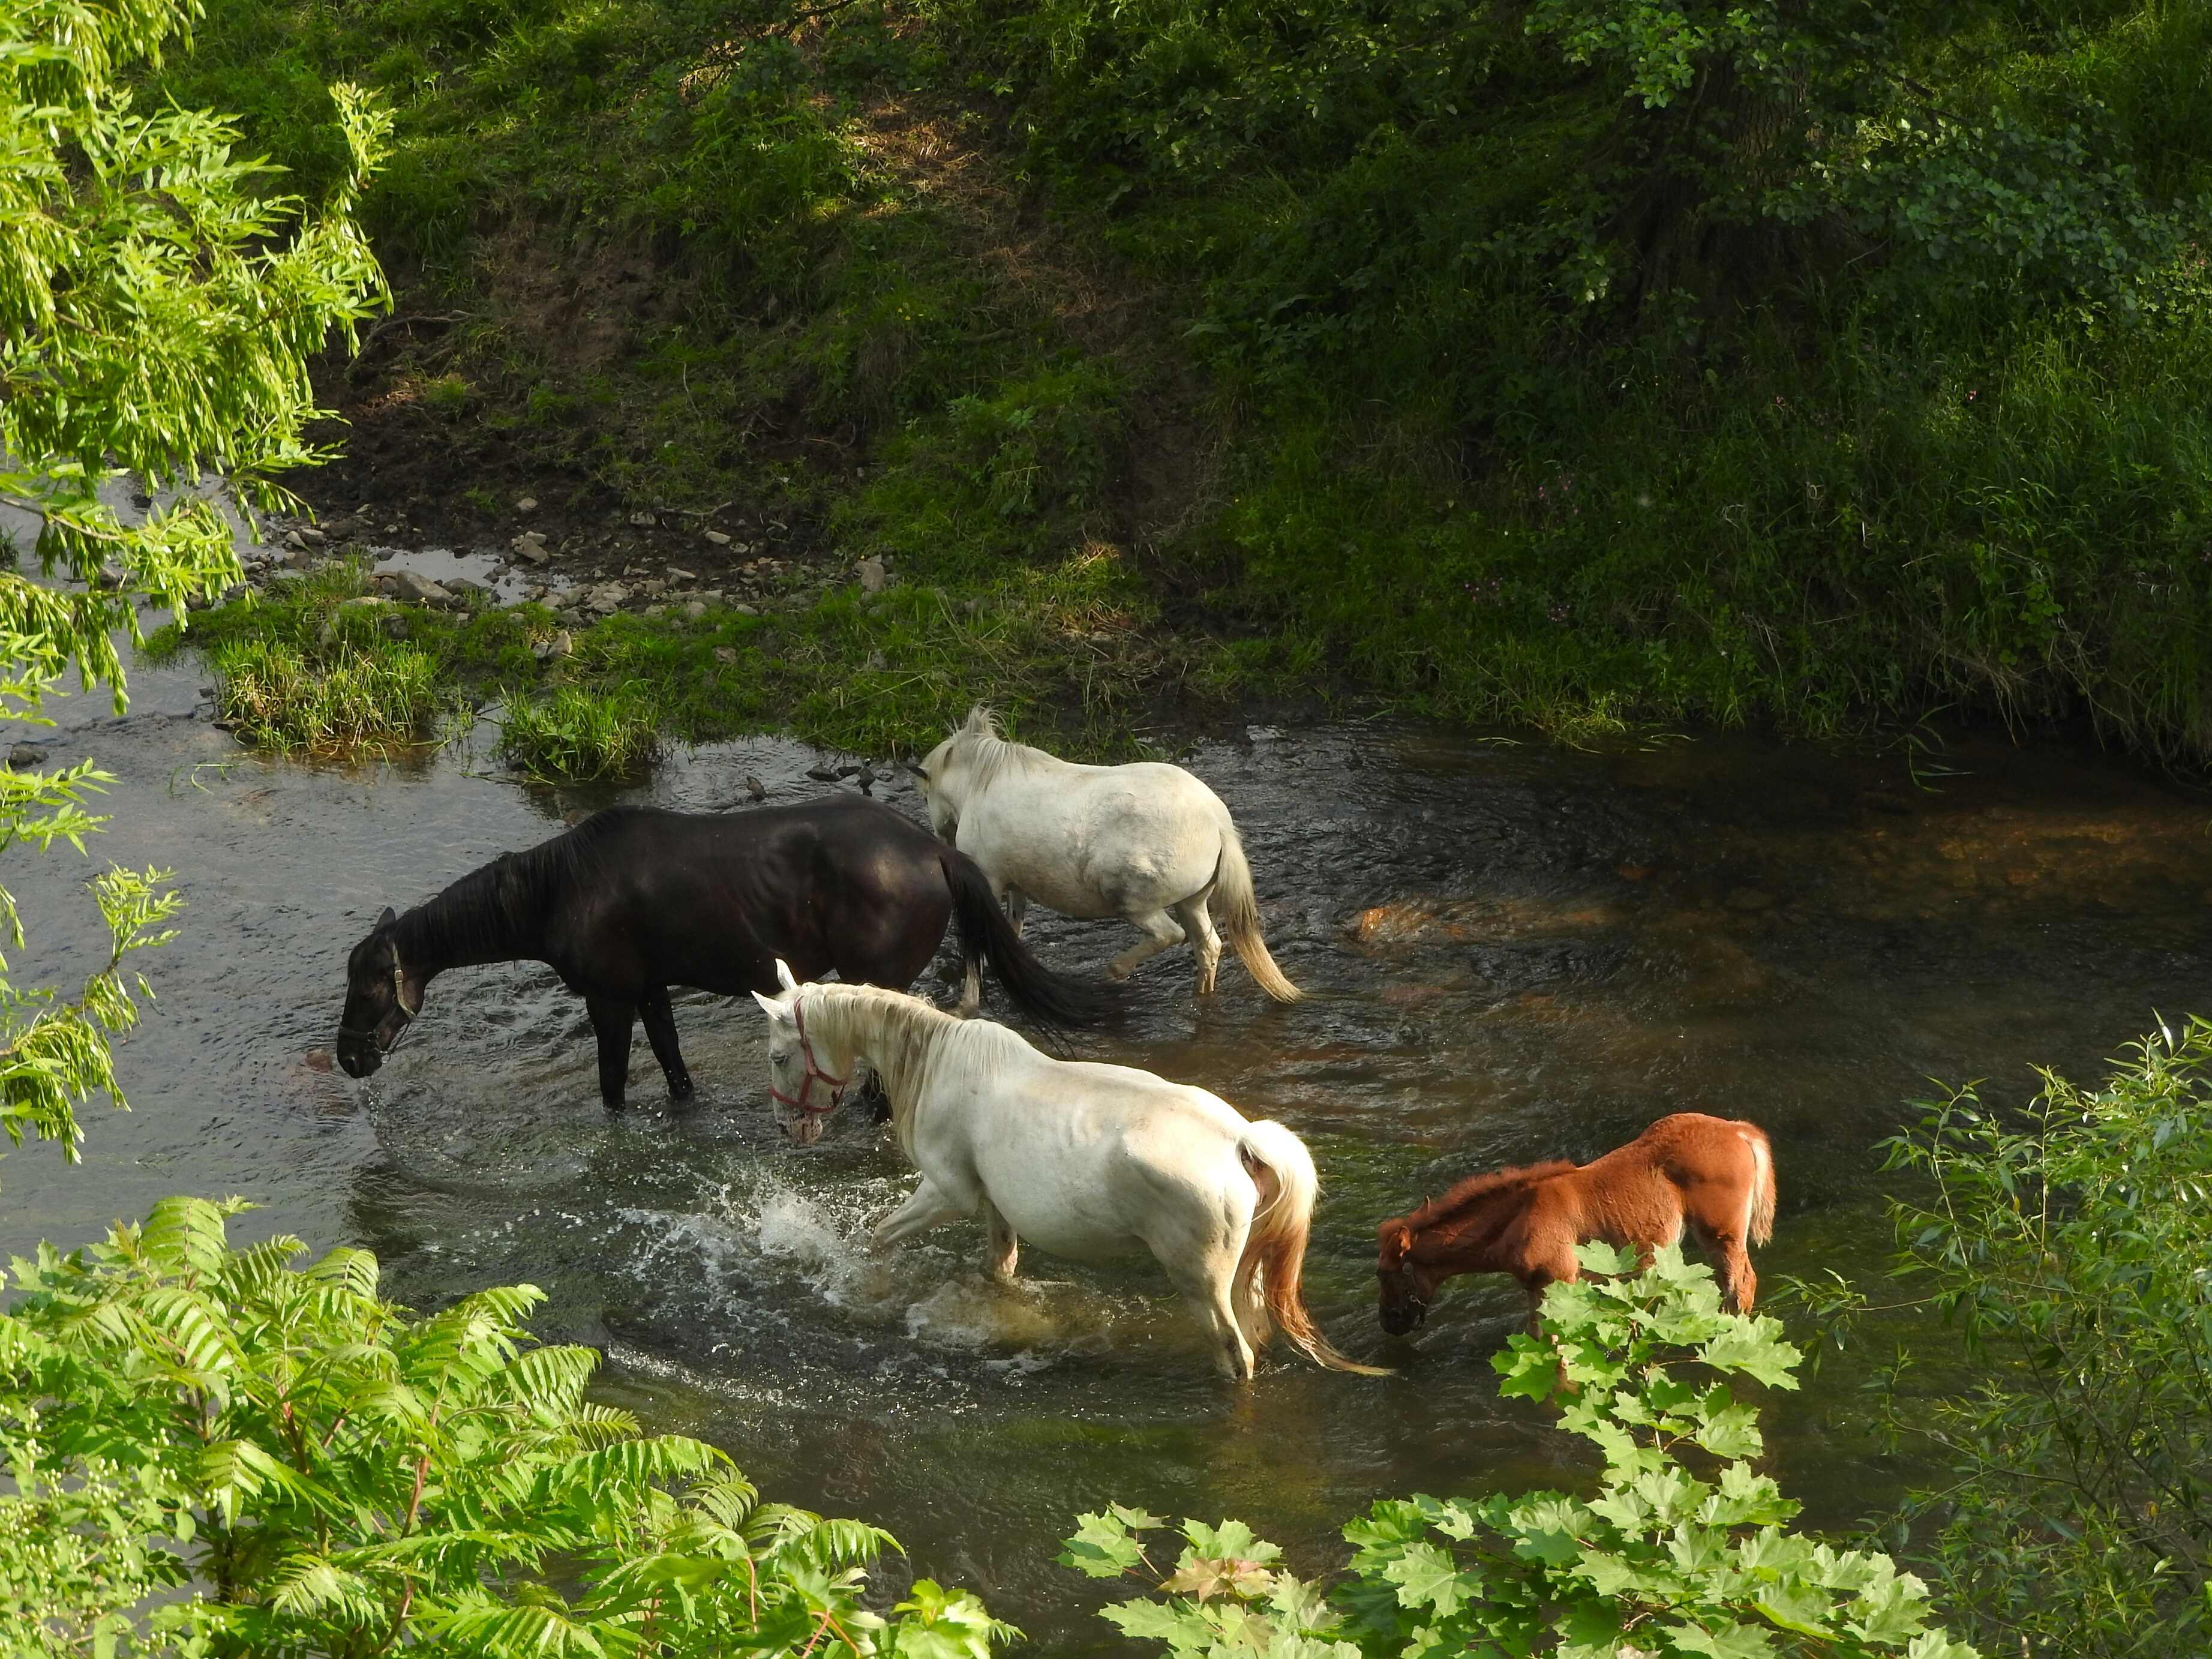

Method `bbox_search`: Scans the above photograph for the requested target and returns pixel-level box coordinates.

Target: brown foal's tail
[1212,828,1302,1004]
[1236,1121,1389,1375]
[1746,1126,1777,1247]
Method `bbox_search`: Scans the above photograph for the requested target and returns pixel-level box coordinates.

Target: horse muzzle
[1378,1299,1428,1336]
[335,1038,384,1079]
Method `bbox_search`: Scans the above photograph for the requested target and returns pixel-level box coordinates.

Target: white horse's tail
[1236,1121,1389,1375]
[1212,828,1302,1003]
[1745,1126,1776,1247]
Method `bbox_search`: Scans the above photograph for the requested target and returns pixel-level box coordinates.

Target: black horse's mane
[401,809,639,953]
[1406,1159,1578,1234]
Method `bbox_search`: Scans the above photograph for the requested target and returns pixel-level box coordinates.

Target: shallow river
[7,631,2210,1649]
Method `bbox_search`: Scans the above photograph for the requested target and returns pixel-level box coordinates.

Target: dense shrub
[0,1197,1012,1658]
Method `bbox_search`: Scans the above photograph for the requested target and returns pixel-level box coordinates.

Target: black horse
[335,795,1117,1108]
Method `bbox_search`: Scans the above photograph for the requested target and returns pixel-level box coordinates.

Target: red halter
[769,995,849,1117]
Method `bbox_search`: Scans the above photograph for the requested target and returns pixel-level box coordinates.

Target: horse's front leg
[585,995,637,1110]
[638,986,694,1102]
[873,1179,970,1250]
[982,1201,1019,1283]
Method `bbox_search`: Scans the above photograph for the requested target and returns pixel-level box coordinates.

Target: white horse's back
[916,709,1302,1002]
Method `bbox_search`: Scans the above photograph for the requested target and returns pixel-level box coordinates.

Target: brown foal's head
[1375,1219,1445,1335]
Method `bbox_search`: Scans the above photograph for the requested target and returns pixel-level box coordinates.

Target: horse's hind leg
[1692,1217,1758,1311]
[1164,1248,1256,1381]
[638,987,694,1102]
[982,1200,1019,1283]
[1006,889,1028,938]
[1107,910,1186,982]
[1173,895,1223,997]
[585,996,637,1110]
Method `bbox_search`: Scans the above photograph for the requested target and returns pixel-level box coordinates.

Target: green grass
[206,625,448,753]
[146,0,2212,763]
[497,685,661,781]
[148,559,1197,763]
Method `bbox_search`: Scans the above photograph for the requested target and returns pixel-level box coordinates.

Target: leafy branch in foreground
[0,1196,1016,1658]
[1791,1022,2212,1659]
[1066,1244,1976,1658]
[0,0,388,1178]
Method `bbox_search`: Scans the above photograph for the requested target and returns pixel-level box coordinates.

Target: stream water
[5,610,2210,1649]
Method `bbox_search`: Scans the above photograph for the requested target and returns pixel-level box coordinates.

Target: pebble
[702,530,731,546]
[534,631,574,661]
[298,525,327,546]
[8,742,47,769]
[713,646,739,665]
[731,603,758,617]
[667,566,697,581]
[510,531,551,564]
[517,496,538,512]
[855,556,888,594]
[628,509,657,528]
[863,649,887,670]
[339,595,391,610]
[387,569,451,605]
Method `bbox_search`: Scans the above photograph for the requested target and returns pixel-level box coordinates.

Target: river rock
[509,530,551,564]
[297,525,326,546]
[702,530,731,546]
[713,646,738,665]
[667,566,697,581]
[445,578,491,605]
[730,602,757,616]
[339,595,390,611]
[628,509,656,529]
[855,556,887,593]
[8,742,47,769]
[534,631,574,662]
[517,496,538,513]
[684,599,707,620]
[387,569,451,605]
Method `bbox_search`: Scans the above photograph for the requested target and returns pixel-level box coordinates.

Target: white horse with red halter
[909,707,1302,1009]
[751,961,1382,1381]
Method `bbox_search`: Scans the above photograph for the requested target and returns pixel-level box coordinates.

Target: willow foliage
[0,1196,1015,1657]
[0,0,386,1180]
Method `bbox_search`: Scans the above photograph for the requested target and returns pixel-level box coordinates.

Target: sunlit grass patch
[209,634,447,753]
[497,684,663,781]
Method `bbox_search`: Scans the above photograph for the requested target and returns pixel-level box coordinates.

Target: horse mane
[950,704,1047,791]
[797,980,1039,1141]
[1404,1159,1578,1235]
[398,809,636,956]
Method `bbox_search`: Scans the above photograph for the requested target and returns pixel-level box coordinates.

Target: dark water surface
[7,643,2210,1649]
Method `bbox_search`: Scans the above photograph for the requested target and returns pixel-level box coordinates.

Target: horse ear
[1393,1226,1413,1255]
[774,958,800,992]
[376,906,397,929]
[752,989,791,1021]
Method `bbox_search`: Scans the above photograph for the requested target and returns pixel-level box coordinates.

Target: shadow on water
[6,643,2211,1648]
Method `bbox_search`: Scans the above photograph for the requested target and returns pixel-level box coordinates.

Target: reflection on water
[5,665,2210,1649]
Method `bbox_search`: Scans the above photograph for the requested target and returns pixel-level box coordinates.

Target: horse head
[1374,1217,1441,1335]
[911,705,1001,842]
[335,907,424,1078]
[752,959,851,1147]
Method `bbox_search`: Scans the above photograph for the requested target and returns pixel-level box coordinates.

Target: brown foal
[1374,1112,1776,1337]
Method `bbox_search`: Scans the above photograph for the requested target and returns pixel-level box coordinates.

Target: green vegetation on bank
[0,1195,1012,1657]
[1066,1246,1978,1658]
[1799,1019,2212,1658]
[148,0,2212,760]
[147,560,1182,772]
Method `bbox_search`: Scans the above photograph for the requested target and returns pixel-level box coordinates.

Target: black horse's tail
[941,850,1124,1028]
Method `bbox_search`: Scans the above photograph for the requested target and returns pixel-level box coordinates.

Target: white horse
[751,964,1381,1381]
[911,707,1301,1010]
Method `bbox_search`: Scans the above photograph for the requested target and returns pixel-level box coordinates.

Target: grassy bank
[149,560,1196,775]
[151,0,2212,763]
